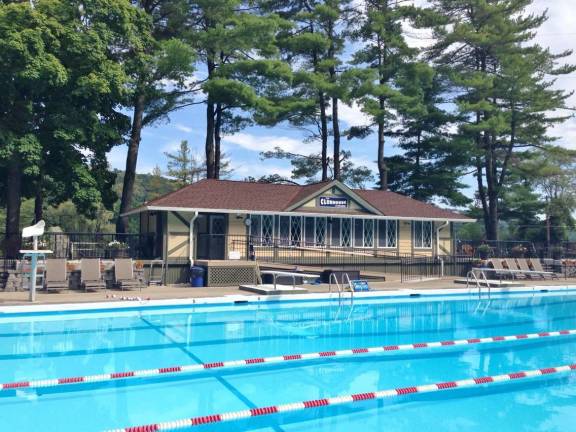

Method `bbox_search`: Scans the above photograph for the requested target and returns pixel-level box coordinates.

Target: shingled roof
[129,179,472,221]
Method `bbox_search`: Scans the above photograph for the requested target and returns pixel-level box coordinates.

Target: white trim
[123,206,474,223]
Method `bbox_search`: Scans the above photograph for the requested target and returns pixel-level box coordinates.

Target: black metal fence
[1,232,157,260]
[456,239,576,260]
[199,234,476,280]
[400,255,476,282]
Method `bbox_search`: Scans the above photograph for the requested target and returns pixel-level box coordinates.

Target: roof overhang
[122,205,475,223]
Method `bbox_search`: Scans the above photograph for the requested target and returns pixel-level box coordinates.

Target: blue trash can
[190,266,206,287]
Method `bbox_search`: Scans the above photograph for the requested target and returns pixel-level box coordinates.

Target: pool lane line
[106,363,576,432]
[2,328,576,392]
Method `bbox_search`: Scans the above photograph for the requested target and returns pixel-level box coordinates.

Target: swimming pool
[2,288,576,431]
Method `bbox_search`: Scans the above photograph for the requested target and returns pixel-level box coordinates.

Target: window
[414,221,433,249]
[316,218,327,245]
[250,214,274,245]
[363,219,374,247]
[250,215,261,244]
[354,219,363,247]
[341,218,352,247]
[378,220,397,248]
[278,216,290,245]
[304,217,315,246]
[290,216,302,245]
[262,215,274,245]
[331,218,341,246]
[352,219,375,248]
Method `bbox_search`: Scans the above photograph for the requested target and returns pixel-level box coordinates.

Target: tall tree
[349,0,423,190]
[0,0,147,257]
[428,0,575,240]
[264,0,332,180]
[186,0,290,179]
[117,0,196,233]
[386,66,470,206]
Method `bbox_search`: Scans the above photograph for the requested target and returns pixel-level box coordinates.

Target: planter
[107,249,129,259]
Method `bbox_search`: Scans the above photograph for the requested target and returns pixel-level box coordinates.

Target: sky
[106,0,576,197]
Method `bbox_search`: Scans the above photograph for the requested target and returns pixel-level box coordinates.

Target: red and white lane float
[1,329,575,392]
[107,363,576,432]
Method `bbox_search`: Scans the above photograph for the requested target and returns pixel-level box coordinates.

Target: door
[196,214,227,260]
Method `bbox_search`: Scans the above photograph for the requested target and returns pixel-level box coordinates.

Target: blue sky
[106,0,576,199]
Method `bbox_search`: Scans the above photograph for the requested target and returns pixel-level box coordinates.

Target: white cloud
[223,132,311,154]
[175,124,193,133]
[232,163,293,179]
[337,102,372,127]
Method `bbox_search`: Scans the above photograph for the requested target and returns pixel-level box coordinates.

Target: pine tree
[186,0,290,179]
[349,0,424,190]
[428,0,575,240]
[165,140,192,186]
[386,67,470,206]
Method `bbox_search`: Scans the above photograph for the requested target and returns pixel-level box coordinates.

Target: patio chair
[516,258,542,279]
[81,259,106,292]
[44,259,69,292]
[114,258,142,291]
[487,259,509,279]
[529,259,559,280]
[503,258,527,279]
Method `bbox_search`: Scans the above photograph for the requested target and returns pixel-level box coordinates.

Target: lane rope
[2,329,575,392]
[106,363,576,431]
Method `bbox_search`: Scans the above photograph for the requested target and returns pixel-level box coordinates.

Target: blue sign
[319,196,348,208]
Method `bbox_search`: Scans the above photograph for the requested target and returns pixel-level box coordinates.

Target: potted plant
[476,244,492,260]
[511,245,528,258]
[106,240,129,258]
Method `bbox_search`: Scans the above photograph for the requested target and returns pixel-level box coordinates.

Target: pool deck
[2,276,576,306]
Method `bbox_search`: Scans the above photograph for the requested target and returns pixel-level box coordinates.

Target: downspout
[436,221,449,257]
[189,211,199,265]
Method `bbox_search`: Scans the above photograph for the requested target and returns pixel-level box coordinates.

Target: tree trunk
[332,96,341,180]
[34,185,43,223]
[319,91,329,181]
[4,157,23,258]
[214,103,222,179]
[377,115,387,191]
[117,92,146,234]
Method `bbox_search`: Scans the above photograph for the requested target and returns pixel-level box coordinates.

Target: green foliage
[427,0,576,239]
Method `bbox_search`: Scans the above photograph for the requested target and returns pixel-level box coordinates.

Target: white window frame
[377,220,397,249]
[413,220,433,249]
[340,218,352,247]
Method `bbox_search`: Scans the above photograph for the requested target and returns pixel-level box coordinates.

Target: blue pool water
[1,291,576,431]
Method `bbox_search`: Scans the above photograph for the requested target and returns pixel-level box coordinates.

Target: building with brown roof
[123,179,473,263]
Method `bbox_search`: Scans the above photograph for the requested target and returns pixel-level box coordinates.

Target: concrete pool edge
[1,284,575,316]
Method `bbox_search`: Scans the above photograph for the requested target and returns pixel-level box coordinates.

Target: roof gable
[285,180,382,215]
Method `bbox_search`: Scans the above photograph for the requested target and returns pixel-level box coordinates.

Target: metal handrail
[329,273,342,300]
[467,268,491,295]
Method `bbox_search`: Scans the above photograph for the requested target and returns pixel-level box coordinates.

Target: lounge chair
[516,258,542,279]
[114,259,141,291]
[503,258,527,279]
[44,259,69,292]
[529,259,559,279]
[81,259,106,291]
[487,258,509,279]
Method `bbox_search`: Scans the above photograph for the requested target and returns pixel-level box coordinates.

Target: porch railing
[1,232,157,260]
[197,234,475,277]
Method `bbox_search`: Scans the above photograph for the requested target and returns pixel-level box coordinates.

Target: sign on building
[318,196,348,208]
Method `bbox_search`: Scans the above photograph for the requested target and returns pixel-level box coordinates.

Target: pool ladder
[329,273,354,302]
[466,268,491,295]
